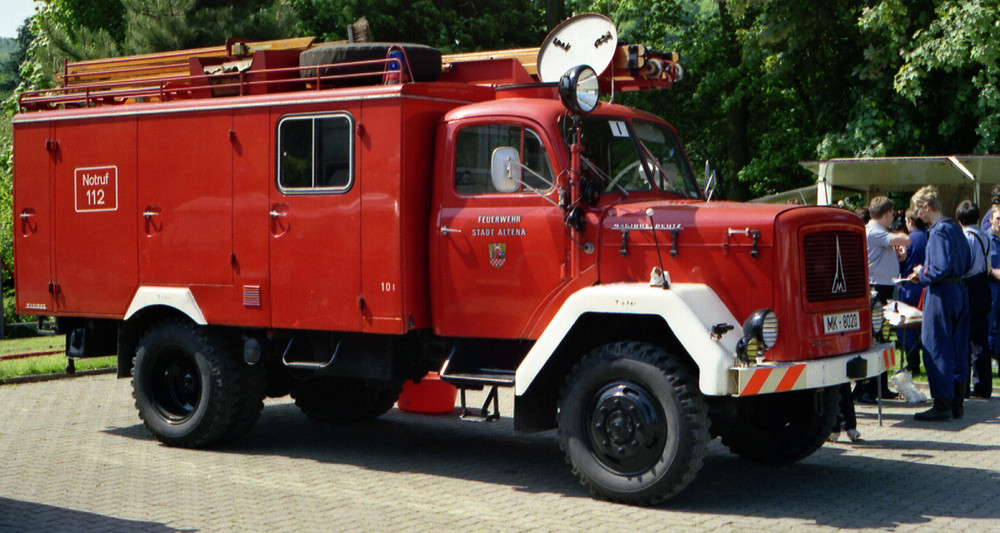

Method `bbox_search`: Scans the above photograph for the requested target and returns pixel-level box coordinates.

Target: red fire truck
[13,15,892,504]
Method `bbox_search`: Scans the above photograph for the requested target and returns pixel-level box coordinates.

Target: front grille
[803,231,866,302]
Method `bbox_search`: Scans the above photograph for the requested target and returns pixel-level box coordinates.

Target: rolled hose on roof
[299,43,443,83]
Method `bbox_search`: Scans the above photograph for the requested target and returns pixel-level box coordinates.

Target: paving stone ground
[1,374,999,532]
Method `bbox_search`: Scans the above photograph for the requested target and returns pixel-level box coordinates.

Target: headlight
[744,308,779,349]
[736,308,778,362]
[558,65,600,115]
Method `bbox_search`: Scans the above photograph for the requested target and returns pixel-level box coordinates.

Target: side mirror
[703,160,717,202]
[491,147,521,193]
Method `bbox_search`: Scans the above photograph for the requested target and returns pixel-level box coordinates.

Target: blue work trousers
[921,282,970,399]
[989,281,1000,357]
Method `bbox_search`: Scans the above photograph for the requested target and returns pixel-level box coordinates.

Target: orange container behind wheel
[397,373,458,413]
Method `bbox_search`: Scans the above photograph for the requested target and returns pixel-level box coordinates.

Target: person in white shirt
[867,196,911,302]
[858,196,910,403]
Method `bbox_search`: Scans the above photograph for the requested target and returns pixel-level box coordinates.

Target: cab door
[432,121,566,339]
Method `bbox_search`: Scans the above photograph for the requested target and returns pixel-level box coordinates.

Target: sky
[1,0,37,39]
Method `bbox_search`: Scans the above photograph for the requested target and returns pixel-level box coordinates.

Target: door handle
[440,226,461,234]
[270,204,290,236]
[143,206,162,235]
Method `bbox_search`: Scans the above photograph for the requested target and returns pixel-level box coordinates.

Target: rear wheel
[132,320,238,448]
[557,342,709,505]
[719,386,840,464]
[292,376,403,424]
[219,360,267,443]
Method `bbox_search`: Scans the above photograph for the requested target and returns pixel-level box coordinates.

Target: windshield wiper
[638,140,673,193]
[584,157,629,196]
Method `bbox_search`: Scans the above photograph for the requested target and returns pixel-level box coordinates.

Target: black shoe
[881,389,900,400]
[915,399,952,421]
[953,383,966,419]
[971,390,991,399]
[952,398,964,419]
[856,393,878,405]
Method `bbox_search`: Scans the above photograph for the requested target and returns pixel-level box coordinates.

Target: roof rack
[19,36,680,112]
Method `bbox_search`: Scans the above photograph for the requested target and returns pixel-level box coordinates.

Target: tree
[1,23,34,92]
[892,0,1000,153]
[291,0,547,53]
[25,0,298,84]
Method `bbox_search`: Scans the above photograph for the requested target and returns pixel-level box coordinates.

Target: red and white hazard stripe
[735,346,896,396]
[736,364,807,396]
[882,346,896,370]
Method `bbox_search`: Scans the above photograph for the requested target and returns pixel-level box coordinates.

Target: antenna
[536,14,618,83]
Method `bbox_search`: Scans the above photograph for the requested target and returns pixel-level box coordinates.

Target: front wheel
[558,342,709,505]
[719,386,840,464]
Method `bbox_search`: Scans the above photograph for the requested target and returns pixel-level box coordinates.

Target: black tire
[132,320,238,448]
[720,386,840,465]
[557,342,709,505]
[219,360,267,444]
[299,43,442,84]
[291,376,403,424]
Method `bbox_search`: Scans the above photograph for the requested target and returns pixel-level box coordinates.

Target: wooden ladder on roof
[59,36,317,88]
[442,47,541,76]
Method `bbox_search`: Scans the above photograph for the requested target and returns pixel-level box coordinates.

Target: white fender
[515,283,741,396]
[124,286,207,325]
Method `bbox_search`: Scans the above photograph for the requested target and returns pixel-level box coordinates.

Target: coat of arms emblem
[489,242,506,268]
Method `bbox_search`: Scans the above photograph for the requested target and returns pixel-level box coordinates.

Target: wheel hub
[587,381,666,474]
[150,349,201,422]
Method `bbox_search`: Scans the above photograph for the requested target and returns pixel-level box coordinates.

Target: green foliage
[26,0,300,83]
[893,0,1000,153]
[291,0,547,53]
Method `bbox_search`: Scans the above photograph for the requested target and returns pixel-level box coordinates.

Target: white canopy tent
[794,155,1000,212]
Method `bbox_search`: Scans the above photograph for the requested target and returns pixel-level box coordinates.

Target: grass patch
[0,354,116,380]
[0,335,64,357]
[0,335,116,380]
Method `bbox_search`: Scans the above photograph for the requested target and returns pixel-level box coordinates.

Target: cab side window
[278,114,353,192]
[455,124,554,195]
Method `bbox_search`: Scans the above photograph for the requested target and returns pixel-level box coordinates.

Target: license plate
[824,311,861,334]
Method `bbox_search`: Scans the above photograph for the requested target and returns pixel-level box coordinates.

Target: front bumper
[732,343,895,396]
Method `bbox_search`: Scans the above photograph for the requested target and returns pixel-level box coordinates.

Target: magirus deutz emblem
[489,242,507,268]
[831,236,848,294]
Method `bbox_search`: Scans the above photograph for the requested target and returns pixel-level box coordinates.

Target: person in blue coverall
[906,186,971,421]
[898,208,928,375]
[957,200,992,399]
[983,208,1000,398]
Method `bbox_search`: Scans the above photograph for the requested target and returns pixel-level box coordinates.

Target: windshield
[567,116,700,198]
